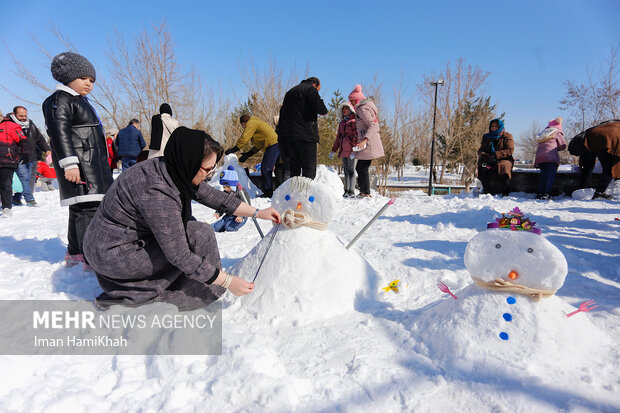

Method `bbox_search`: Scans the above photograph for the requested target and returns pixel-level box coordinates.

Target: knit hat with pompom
[348,84,366,102]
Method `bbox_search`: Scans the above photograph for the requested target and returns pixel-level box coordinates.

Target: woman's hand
[228,276,254,296]
[257,207,281,224]
[65,169,81,183]
[234,216,243,223]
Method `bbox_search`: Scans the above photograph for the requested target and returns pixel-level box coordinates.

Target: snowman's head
[464,230,568,291]
[272,176,336,224]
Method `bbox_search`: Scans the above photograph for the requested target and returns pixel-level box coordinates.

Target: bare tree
[560,44,619,136]
[517,121,544,164]
[418,59,491,183]
[2,22,221,145]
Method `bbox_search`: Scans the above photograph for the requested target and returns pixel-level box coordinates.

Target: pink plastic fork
[566,300,598,318]
[438,281,458,300]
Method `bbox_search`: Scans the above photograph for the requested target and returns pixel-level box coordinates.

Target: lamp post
[428,79,444,196]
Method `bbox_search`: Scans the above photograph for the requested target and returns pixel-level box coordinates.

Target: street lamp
[428,79,444,196]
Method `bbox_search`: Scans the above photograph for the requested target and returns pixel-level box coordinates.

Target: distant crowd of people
[0,50,617,310]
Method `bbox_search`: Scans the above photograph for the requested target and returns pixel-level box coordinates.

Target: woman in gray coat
[83,127,281,310]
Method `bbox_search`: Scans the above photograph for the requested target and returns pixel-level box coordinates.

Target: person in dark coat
[115,119,146,170]
[9,106,52,206]
[578,120,620,200]
[276,77,328,179]
[477,118,514,195]
[83,127,281,311]
[0,115,29,218]
[42,51,114,268]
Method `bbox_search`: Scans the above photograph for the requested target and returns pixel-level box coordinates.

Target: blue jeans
[13,161,35,202]
[261,144,280,197]
[212,216,246,232]
[538,162,558,195]
[121,157,137,171]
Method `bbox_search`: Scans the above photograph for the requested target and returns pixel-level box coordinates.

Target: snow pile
[412,286,611,379]
[210,154,262,197]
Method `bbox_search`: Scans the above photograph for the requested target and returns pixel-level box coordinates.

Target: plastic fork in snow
[566,300,598,318]
[437,281,458,300]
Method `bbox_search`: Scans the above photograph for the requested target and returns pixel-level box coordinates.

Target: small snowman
[227,173,376,324]
[211,154,262,198]
[412,207,610,378]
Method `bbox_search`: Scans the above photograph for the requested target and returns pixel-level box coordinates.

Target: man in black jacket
[277,77,328,179]
[10,106,52,206]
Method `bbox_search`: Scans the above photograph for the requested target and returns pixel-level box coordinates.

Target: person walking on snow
[277,77,328,180]
[330,101,358,197]
[534,117,566,200]
[116,119,145,170]
[10,106,52,207]
[0,114,29,218]
[348,85,384,198]
[148,103,180,159]
[225,114,279,197]
[42,51,114,269]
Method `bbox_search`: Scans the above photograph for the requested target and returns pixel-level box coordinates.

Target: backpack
[568,132,586,156]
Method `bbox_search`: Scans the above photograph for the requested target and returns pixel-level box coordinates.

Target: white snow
[0,166,619,412]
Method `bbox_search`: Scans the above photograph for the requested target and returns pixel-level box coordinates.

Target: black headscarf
[159,103,172,116]
[164,127,206,226]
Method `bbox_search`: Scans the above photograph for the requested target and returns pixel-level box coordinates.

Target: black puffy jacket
[277,80,328,143]
[42,88,113,206]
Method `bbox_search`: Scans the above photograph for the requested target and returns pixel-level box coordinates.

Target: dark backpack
[568,132,586,156]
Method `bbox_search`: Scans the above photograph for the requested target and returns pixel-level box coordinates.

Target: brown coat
[477,131,515,178]
[584,120,620,178]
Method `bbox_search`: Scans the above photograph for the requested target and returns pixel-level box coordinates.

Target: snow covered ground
[0,167,619,412]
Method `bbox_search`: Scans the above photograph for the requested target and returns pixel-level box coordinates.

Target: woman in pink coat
[330,101,357,197]
[348,84,384,198]
[534,117,566,200]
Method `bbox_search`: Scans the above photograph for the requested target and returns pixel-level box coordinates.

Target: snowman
[412,207,611,379]
[211,154,262,198]
[226,172,376,324]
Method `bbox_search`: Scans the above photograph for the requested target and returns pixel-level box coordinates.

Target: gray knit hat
[51,52,96,85]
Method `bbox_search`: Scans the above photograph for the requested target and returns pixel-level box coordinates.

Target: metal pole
[236,183,264,238]
[252,224,281,283]
[346,198,395,249]
[428,82,439,196]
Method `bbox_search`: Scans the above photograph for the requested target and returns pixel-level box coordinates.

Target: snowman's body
[228,173,375,324]
[414,212,610,377]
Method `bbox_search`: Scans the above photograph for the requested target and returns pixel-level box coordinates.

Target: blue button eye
[308,196,315,202]
[285,195,291,201]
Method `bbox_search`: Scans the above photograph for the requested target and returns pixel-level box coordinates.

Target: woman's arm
[233,203,281,223]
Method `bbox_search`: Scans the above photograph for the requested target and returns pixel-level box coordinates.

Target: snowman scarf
[472,277,556,302]
[281,209,328,230]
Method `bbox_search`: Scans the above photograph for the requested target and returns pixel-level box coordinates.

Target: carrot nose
[296,202,303,210]
[508,271,518,280]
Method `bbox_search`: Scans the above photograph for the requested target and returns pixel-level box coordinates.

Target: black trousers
[67,202,100,257]
[283,140,317,179]
[356,159,372,195]
[579,150,618,193]
[0,167,16,209]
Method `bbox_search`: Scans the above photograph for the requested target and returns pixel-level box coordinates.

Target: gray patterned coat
[83,157,242,310]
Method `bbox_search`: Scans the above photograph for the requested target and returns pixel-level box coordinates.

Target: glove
[238,152,251,163]
[328,152,335,160]
[479,153,495,165]
[225,147,239,155]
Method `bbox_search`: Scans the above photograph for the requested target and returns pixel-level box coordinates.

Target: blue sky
[1,0,618,140]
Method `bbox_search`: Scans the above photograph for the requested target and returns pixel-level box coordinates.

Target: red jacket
[332,115,357,158]
[106,137,118,169]
[0,118,30,168]
[37,161,57,178]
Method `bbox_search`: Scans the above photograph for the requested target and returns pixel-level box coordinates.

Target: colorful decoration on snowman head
[464,207,568,301]
[486,207,541,235]
[272,176,336,229]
